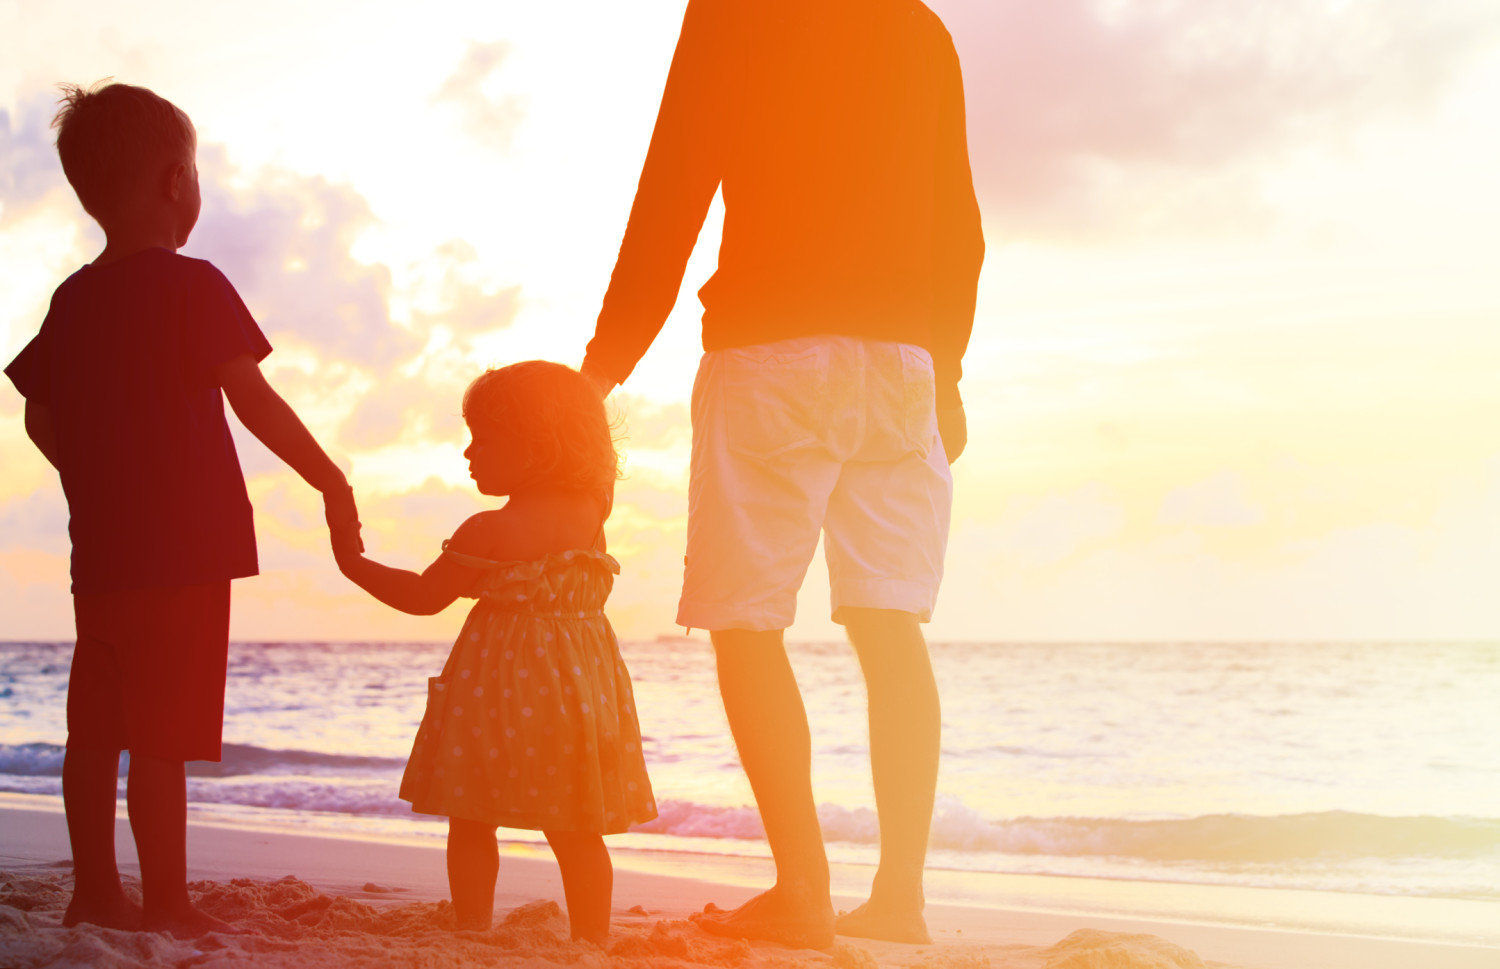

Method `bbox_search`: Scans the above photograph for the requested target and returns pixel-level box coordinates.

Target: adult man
[582,0,983,947]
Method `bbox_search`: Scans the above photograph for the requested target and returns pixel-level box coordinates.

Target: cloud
[997,482,1126,566]
[932,0,1500,239]
[361,478,487,563]
[432,41,526,152]
[1160,471,1265,528]
[0,92,71,225]
[179,146,523,453]
[185,146,416,369]
[0,488,70,555]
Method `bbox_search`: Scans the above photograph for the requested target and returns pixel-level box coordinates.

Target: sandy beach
[0,799,1494,969]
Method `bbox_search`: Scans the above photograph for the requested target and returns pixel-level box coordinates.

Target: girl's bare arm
[335,514,493,616]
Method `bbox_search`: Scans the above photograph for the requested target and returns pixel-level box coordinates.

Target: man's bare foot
[143,902,241,939]
[63,891,144,931]
[835,898,931,945]
[690,887,835,949]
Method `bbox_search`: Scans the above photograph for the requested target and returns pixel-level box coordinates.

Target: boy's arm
[334,515,490,616]
[215,354,361,544]
[23,400,60,470]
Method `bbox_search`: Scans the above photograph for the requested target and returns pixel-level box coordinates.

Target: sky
[2,0,1499,643]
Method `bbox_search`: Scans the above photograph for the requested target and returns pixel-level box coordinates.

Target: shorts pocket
[723,344,831,460]
[899,346,937,459]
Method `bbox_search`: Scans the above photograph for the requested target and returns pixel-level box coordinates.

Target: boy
[4,82,361,938]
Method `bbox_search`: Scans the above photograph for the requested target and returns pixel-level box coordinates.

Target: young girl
[334,361,656,943]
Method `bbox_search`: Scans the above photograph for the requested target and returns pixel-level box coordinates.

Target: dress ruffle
[399,547,656,833]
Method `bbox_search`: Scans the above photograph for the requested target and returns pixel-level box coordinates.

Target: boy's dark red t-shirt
[5,247,272,594]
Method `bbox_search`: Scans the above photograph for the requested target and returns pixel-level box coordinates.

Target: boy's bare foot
[63,891,144,931]
[835,898,931,944]
[690,887,835,949]
[143,902,241,939]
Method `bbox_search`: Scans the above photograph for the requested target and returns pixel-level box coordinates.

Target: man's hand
[938,404,966,464]
[580,358,616,400]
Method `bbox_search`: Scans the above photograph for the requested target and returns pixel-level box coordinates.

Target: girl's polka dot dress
[400,544,657,833]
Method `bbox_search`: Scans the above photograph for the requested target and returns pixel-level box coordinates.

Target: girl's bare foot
[835,898,931,944]
[63,890,144,931]
[691,887,835,949]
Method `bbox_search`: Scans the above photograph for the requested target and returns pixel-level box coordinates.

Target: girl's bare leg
[447,818,499,930]
[545,829,612,943]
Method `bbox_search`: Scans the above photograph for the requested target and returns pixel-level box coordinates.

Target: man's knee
[841,607,922,638]
[710,628,785,655]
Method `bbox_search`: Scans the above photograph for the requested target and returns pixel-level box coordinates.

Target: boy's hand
[324,485,364,555]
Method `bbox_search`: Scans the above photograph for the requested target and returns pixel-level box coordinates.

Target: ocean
[2,639,1498,944]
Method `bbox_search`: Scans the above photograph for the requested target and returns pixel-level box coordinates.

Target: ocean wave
[4,740,1496,864]
[0,742,66,777]
[639,798,1500,861]
[936,809,1500,861]
[0,742,405,779]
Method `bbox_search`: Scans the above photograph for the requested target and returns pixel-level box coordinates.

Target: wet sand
[0,802,1496,969]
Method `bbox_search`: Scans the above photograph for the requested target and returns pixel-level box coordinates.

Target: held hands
[579,358,616,400]
[323,483,364,565]
[938,403,966,464]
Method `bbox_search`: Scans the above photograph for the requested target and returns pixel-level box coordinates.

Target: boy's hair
[52,81,196,222]
[463,361,620,495]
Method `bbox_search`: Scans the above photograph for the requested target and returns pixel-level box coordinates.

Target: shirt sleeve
[583,0,731,387]
[4,293,60,404]
[189,261,273,379]
[929,31,985,411]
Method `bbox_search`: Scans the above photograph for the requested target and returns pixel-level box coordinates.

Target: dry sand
[0,801,1495,969]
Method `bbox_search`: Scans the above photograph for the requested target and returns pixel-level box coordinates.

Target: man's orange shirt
[585,0,984,408]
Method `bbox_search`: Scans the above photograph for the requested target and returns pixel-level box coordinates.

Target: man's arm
[931,35,985,464]
[23,400,60,470]
[581,0,729,389]
[215,354,361,543]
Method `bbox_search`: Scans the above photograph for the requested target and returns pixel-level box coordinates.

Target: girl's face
[464,419,527,497]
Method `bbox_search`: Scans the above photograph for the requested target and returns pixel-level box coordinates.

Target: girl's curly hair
[462,361,619,495]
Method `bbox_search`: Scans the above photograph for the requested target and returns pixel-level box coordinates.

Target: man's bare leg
[836,608,939,944]
[691,629,835,948]
[61,747,142,930]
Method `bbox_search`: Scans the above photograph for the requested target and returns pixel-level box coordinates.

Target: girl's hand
[324,485,363,549]
[330,521,364,567]
[333,513,491,615]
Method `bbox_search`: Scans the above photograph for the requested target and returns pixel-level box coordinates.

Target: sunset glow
[3,0,1499,643]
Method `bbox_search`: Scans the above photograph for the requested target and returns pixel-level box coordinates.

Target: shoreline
[2,797,1498,969]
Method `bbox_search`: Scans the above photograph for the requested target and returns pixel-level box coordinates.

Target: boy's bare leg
[61,747,142,930]
[692,629,835,949]
[545,829,612,943]
[836,608,939,944]
[447,818,499,930]
[127,753,236,937]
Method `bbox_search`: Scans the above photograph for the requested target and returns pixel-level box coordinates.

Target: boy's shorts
[68,581,231,762]
[677,335,952,632]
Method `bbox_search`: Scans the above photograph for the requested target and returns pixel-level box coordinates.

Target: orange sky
[3,0,1499,642]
